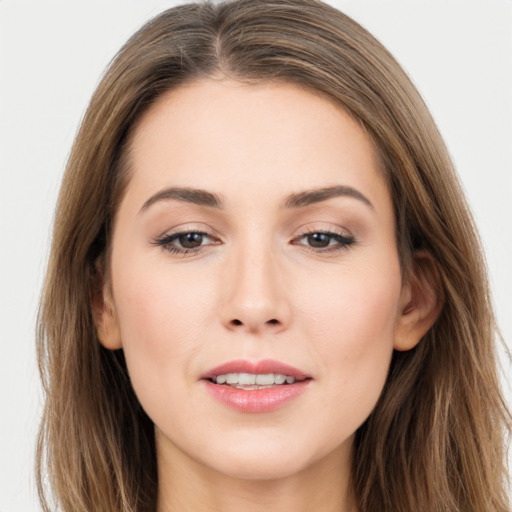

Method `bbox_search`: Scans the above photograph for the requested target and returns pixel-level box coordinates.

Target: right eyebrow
[139,187,224,214]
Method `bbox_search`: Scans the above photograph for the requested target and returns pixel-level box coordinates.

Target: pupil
[308,233,330,248]
[179,233,203,248]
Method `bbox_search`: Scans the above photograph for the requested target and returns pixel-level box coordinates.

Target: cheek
[298,258,401,342]
[111,258,212,395]
[296,259,401,415]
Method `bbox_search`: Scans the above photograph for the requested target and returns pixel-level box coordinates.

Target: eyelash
[293,228,356,253]
[152,231,217,256]
[152,228,356,256]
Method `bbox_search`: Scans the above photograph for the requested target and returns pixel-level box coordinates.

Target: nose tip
[220,251,291,335]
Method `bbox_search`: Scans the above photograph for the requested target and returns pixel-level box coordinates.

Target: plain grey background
[1,1,511,509]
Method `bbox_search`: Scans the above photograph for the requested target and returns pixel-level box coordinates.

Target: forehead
[123,79,389,214]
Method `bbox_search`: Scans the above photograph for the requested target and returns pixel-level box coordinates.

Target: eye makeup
[152,227,356,257]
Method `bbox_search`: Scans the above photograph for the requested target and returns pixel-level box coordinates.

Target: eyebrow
[139,184,373,213]
[285,185,374,210]
[139,187,223,213]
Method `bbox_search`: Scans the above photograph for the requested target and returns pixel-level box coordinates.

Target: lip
[200,359,312,413]
[200,359,310,381]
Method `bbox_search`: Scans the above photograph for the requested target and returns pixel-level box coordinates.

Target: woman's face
[102,79,410,481]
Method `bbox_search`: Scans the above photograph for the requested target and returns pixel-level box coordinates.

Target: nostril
[230,318,279,327]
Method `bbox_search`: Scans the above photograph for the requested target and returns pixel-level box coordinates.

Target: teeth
[226,373,238,384]
[238,373,256,385]
[255,374,275,385]
[274,374,286,384]
[214,373,297,386]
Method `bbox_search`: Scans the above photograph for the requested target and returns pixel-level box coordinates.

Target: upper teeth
[215,373,296,385]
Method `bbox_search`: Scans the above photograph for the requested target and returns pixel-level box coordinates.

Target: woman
[36,0,511,510]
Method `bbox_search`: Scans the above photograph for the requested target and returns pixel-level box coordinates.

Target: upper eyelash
[293,229,356,252]
[152,231,214,255]
[152,228,356,255]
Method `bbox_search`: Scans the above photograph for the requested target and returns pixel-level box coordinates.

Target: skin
[97,79,439,512]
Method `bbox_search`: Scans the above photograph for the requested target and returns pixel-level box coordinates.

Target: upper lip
[201,359,311,381]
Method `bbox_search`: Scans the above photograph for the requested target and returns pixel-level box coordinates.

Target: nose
[219,243,291,335]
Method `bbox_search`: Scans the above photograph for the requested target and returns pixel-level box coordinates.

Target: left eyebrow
[284,185,374,210]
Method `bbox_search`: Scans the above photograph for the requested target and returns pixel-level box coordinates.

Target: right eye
[152,231,217,255]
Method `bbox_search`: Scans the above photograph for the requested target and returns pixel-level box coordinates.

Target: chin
[198,435,337,482]
[213,453,310,481]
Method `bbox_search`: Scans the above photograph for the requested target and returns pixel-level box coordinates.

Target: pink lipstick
[201,359,312,413]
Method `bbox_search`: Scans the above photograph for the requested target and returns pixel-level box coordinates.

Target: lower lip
[203,380,310,413]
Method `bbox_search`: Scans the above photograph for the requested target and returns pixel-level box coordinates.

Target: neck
[156,431,357,512]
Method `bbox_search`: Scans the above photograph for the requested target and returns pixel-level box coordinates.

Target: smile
[201,360,312,413]
[212,372,300,388]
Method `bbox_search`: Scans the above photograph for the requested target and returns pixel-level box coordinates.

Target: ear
[92,260,122,350]
[394,250,444,351]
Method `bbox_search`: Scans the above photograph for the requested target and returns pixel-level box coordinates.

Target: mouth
[201,359,312,413]
[208,372,306,389]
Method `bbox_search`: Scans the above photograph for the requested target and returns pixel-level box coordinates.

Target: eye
[152,230,218,255]
[293,230,355,252]
[174,232,207,249]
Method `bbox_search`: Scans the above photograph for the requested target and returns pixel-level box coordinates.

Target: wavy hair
[37,1,510,510]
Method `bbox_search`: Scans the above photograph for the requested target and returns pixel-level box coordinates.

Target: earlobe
[92,272,123,351]
[394,251,444,351]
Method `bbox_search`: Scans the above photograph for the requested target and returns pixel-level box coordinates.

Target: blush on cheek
[116,291,210,415]
[308,272,399,406]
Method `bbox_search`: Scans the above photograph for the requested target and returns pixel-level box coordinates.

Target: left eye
[296,231,355,250]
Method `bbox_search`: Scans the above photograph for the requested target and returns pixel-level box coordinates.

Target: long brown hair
[37,1,511,510]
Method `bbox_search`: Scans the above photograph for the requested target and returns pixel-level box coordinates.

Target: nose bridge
[220,234,290,333]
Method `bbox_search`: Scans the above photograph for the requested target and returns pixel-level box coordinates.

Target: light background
[0,1,510,510]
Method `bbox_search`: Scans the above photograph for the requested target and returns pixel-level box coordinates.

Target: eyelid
[151,223,356,256]
[153,220,224,242]
[290,225,356,253]
[151,224,222,256]
[290,222,354,241]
